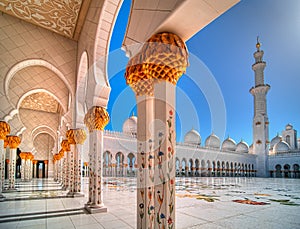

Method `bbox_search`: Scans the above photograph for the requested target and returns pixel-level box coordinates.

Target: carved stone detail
[84,106,109,132]
[0,121,10,140]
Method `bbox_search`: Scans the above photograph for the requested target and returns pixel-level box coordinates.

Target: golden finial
[256,36,261,51]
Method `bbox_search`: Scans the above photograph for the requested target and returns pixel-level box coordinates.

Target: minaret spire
[250,38,270,177]
[256,36,261,51]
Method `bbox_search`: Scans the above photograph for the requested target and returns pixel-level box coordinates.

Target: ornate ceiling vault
[0,0,91,40]
[20,92,60,114]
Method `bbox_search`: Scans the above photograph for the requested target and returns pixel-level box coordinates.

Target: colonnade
[176,159,256,177]
[53,129,87,197]
[0,121,22,199]
[270,164,300,178]
[2,32,188,229]
[19,152,34,181]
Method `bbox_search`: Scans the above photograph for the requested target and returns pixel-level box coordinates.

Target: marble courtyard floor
[0,177,299,229]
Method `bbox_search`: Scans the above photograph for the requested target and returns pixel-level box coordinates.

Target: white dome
[221,137,237,151]
[274,141,290,154]
[205,133,220,149]
[122,115,137,135]
[184,129,201,145]
[270,134,282,149]
[236,140,249,153]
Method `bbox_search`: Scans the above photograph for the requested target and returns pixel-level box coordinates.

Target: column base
[3,188,17,192]
[85,203,107,214]
[62,186,68,191]
[0,193,5,201]
[67,191,85,197]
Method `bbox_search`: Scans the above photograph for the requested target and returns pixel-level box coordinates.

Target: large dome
[274,141,290,154]
[270,134,282,149]
[236,140,249,153]
[122,115,137,135]
[184,129,201,145]
[205,133,220,149]
[221,137,237,151]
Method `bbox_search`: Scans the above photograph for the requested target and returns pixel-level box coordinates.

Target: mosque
[0,1,300,228]
[100,42,300,179]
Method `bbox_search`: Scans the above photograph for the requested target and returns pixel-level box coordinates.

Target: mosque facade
[99,42,300,179]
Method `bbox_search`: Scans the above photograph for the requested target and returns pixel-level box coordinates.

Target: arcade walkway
[0,177,299,229]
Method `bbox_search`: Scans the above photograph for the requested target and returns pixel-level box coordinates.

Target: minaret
[250,37,270,177]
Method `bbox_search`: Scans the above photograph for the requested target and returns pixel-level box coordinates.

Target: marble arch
[4,59,74,99]
[17,89,67,114]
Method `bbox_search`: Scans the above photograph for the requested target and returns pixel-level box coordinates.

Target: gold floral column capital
[19,152,27,160]
[66,129,76,145]
[0,121,10,140]
[66,129,87,145]
[125,32,189,96]
[6,135,21,149]
[84,106,109,132]
[4,138,8,148]
[59,149,65,158]
[74,129,87,144]
[125,53,154,96]
[143,32,188,84]
[61,139,70,152]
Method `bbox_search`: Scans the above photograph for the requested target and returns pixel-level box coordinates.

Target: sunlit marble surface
[0,177,299,228]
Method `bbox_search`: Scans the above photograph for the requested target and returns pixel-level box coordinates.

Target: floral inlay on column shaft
[125,32,188,229]
[84,106,109,213]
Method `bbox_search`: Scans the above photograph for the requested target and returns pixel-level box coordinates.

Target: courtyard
[0,177,299,229]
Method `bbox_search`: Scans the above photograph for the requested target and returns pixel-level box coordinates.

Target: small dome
[274,140,290,154]
[236,140,249,153]
[184,129,201,145]
[285,123,293,130]
[270,134,282,149]
[122,115,137,135]
[221,137,237,151]
[205,133,220,149]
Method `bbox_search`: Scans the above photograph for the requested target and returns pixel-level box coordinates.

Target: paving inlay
[0,177,299,228]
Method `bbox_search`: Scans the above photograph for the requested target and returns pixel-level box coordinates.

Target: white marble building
[98,41,300,179]
[99,116,300,179]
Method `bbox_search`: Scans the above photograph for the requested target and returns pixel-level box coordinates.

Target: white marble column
[53,157,57,181]
[0,121,10,200]
[20,153,26,181]
[61,140,70,190]
[153,81,177,228]
[33,160,37,179]
[84,163,88,177]
[44,161,48,178]
[136,94,155,228]
[0,140,5,200]
[29,159,33,180]
[66,129,86,196]
[125,32,188,229]
[74,129,86,194]
[84,106,109,213]
[111,159,116,177]
[58,150,64,184]
[25,158,30,181]
[6,135,21,190]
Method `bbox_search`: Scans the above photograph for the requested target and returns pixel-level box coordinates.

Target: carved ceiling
[0,0,91,40]
[20,92,60,113]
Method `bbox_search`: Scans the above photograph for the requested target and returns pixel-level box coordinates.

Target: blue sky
[107,0,300,145]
